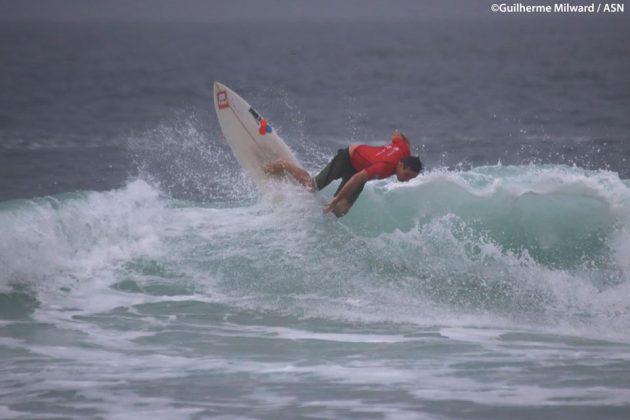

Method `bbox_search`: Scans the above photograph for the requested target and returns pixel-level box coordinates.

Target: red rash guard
[350,135,411,180]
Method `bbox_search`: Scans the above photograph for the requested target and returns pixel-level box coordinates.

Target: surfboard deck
[213,82,305,192]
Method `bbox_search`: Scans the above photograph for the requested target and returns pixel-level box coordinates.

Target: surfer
[264,131,422,217]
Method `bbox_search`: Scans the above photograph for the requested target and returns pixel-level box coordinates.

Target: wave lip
[348,164,629,269]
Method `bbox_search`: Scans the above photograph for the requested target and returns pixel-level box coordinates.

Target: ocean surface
[1,17,630,419]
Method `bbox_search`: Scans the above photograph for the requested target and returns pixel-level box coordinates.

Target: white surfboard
[213,81,304,191]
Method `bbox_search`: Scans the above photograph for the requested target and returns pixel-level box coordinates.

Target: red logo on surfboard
[216,91,229,109]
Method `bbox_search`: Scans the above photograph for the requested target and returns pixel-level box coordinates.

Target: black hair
[401,156,422,173]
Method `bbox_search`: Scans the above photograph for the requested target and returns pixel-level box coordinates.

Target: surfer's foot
[263,158,289,175]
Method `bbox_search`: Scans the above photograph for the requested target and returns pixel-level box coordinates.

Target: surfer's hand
[322,198,338,214]
[324,198,351,217]
[322,199,336,214]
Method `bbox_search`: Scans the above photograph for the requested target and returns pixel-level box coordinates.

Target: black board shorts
[312,148,365,205]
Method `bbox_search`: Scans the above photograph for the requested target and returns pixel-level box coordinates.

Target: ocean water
[1,18,630,419]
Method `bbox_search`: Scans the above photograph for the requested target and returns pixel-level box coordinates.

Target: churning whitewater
[2,158,630,418]
[2,161,630,336]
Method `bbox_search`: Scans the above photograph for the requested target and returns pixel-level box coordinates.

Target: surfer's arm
[323,170,369,214]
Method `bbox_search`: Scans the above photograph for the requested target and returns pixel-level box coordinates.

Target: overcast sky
[0,0,493,22]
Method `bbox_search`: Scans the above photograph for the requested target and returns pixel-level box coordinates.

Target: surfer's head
[396,156,422,182]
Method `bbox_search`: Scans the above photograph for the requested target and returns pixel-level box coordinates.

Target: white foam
[439,327,505,343]
[237,325,417,343]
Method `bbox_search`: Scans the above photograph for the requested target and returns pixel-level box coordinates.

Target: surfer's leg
[264,159,314,189]
[313,148,354,191]
[285,163,314,189]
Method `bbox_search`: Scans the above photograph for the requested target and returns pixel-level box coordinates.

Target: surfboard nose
[214,81,226,95]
